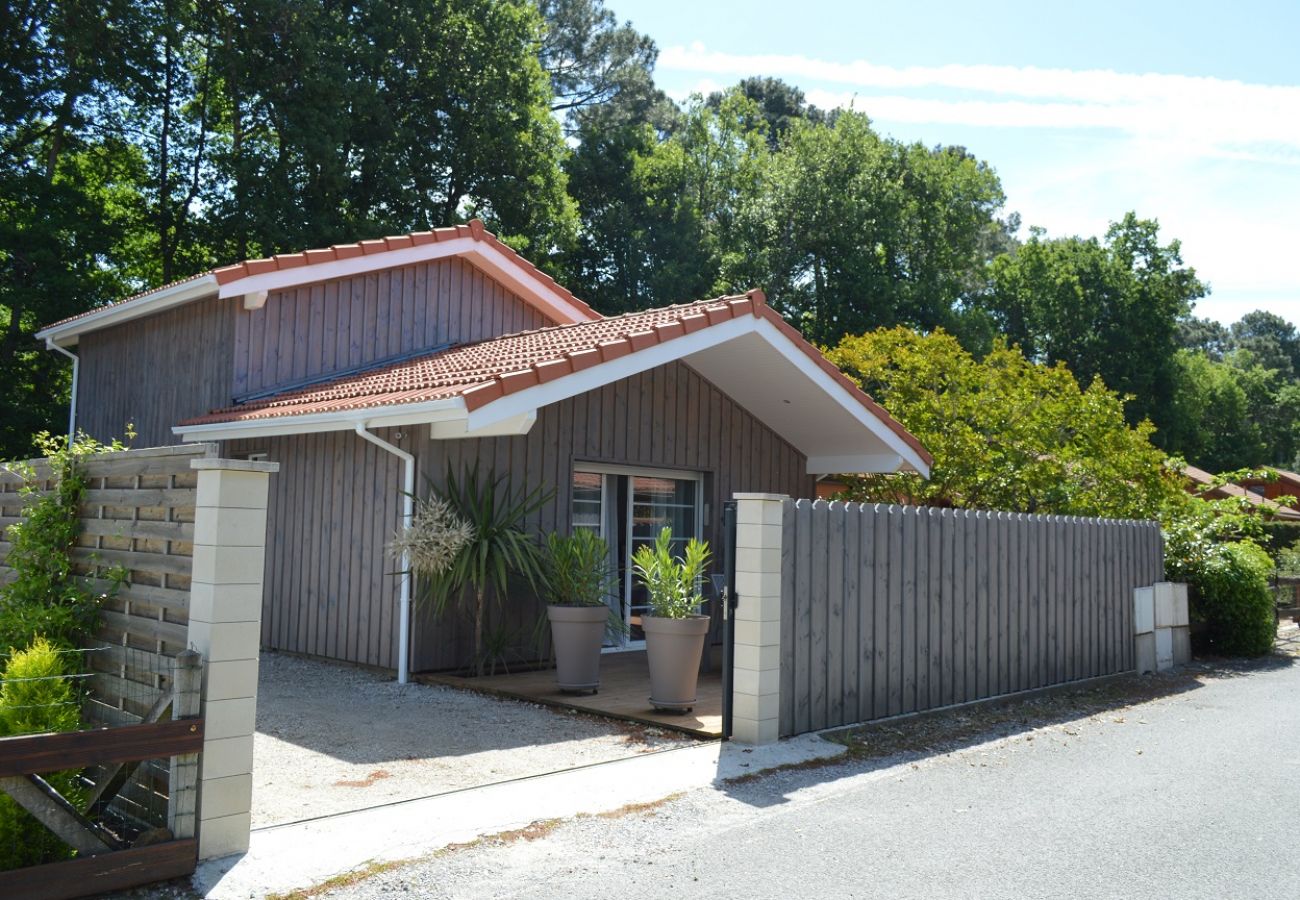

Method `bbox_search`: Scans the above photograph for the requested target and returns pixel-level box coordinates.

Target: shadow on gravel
[719,652,1295,808]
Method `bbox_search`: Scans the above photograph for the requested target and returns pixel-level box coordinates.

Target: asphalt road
[325,657,1300,900]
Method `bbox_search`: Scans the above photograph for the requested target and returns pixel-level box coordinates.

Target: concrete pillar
[1135,582,1189,674]
[1134,586,1156,674]
[732,493,787,745]
[188,458,278,859]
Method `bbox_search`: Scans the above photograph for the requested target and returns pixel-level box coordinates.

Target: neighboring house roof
[175,290,934,477]
[35,220,598,347]
[1182,464,1300,519]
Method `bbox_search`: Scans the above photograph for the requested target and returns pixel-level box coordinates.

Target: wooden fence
[778,501,1165,737]
[0,444,215,895]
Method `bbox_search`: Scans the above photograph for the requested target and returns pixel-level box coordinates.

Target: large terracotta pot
[642,614,710,712]
[547,604,608,693]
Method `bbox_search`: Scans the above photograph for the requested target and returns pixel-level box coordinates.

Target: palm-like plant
[539,529,614,608]
[425,462,553,676]
[631,527,711,619]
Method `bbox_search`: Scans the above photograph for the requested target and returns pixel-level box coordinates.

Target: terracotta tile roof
[182,293,762,425]
[177,289,933,469]
[40,272,212,331]
[40,219,596,333]
[1182,464,1300,519]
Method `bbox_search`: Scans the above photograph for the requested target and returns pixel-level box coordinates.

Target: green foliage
[727,111,1007,347]
[424,463,553,676]
[0,638,85,870]
[1167,539,1276,658]
[539,530,614,608]
[825,327,1181,518]
[631,527,711,620]
[1276,540,1300,578]
[983,214,1205,434]
[0,432,126,653]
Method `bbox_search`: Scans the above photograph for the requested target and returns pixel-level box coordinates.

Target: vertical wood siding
[779,501,1165,737]
[235,360,816,672]
[75,296,235,447]
[231,257,549,397]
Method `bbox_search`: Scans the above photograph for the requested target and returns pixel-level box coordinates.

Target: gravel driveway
[318,653,1300,900]
[253,653,693,828]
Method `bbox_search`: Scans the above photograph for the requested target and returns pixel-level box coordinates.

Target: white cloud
[662,44,1300,161]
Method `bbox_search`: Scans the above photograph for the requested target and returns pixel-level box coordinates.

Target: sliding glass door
[571,466,703,649]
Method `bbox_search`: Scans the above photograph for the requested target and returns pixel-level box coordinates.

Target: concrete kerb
[193,733,847,899]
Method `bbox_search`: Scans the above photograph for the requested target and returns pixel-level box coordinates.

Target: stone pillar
[732,493,787,745]
[187,458,278,859]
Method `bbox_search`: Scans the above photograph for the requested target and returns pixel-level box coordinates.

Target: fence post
[168,649,202,840]
[187,458,277,859]
[732,493,787,745]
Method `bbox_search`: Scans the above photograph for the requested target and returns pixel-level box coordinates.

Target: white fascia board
[806,453,904,475]
[464,315,760,432]
[466,242,595,324]
[215,238,478,299]
[751,318,931,478]
[36,275,220,347]
[172,397,467,443]
[214,238,595,325]
[429,410,538,440]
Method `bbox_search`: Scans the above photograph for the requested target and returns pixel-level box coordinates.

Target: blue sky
[609,0,1299,326]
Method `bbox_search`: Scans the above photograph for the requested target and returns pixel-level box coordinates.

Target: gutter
[354,422,415,685]
[46,341,79,448]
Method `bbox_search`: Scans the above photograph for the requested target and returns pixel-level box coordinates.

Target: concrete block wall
[732,493,787,745]
[1134,582,1189,672]
[187,458,278,859]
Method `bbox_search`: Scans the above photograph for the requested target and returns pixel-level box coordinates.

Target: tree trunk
[474,585,485,677]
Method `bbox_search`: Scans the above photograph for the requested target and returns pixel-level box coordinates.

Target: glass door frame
[571,462,705,652]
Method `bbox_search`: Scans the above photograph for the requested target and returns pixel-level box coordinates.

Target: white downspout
[46,341,79,448]
[354,422,415,685]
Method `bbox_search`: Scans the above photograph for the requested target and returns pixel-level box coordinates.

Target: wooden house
[36,221,931,680]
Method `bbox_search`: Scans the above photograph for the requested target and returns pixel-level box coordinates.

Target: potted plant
[632,526,712,712]
[539,529,616,693]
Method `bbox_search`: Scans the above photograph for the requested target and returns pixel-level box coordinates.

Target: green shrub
[1172,540,1276,657]
[1,431,127,654]
[0,638,86,870]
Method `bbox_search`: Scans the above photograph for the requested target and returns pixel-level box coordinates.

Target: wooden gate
[0,650,204,899]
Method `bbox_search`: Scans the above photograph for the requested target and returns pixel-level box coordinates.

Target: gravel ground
[316,649,1300,900]
[252,652,693,828]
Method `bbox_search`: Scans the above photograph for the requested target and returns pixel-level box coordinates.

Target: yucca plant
[631,527,711,619]
[424,462,553,676]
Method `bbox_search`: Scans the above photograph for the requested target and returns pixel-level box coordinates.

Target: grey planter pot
[642,614,710,712]
[547,604,608,693]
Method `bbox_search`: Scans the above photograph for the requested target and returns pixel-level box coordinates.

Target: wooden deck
[420,649,723,739]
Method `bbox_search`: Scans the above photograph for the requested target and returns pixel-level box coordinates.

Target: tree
[984,213,1206,433]
[207,0,577,261]
[536,0,657,121]
[564,90,769,312]
[1229,309,1300,379]
[706,76,828,149]
[1178,315,1232,360]
[728,112,1006,347]
[824,327,1182,519]
[1164,350,1265,471]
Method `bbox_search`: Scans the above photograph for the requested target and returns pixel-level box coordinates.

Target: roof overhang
[36,228,596,349]
[36,276,220,348]
[174,312,931,478]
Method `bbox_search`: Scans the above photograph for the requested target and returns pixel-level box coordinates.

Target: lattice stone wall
[0,443,217,829]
